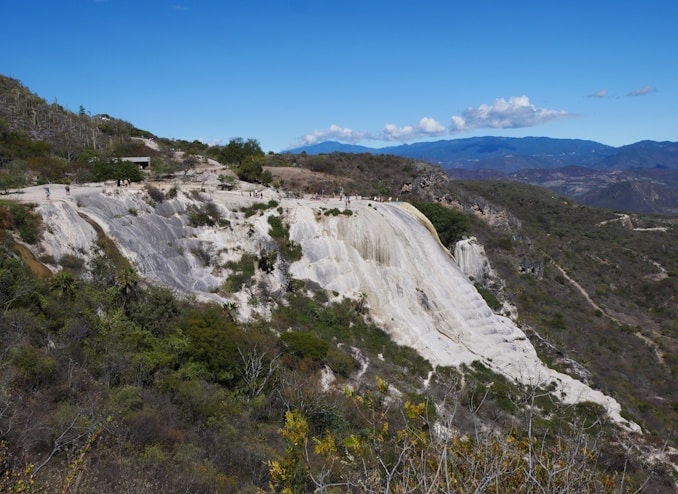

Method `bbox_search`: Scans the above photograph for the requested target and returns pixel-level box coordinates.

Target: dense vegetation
[412,200,471,248]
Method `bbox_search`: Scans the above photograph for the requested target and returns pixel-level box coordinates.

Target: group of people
[44,185,70,200]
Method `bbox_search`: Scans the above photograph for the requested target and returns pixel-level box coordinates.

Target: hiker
[65,185,70,195]
[44,187,50,200]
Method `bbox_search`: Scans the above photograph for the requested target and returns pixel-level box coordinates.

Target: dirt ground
[264,166,352,195]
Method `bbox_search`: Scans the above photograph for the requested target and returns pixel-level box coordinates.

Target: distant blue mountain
[593,140,678,170]
[289,141,375,154]
[287,137,678,172]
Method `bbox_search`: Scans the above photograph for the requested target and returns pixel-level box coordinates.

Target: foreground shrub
[270,379,643,494]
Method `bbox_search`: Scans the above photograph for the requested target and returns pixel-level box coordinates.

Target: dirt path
[8,183,107,204]
[552,262,667,367]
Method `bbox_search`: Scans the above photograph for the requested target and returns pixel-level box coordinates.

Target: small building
[120,157,151,169]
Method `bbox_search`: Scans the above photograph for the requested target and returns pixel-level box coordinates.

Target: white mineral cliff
[24,184,638,431]
[453,236,495,282]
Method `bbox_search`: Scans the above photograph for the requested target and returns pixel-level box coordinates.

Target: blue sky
[2,1,676,152]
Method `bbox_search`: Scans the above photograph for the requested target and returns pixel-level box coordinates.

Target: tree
[179,306,245,385]
[243,138,264,158]
[27,155,67,183]
[0,159,28,190]
[209,137,264,166]
[181,155,200,176]
[91,158,143,183]
[236,155,265,183]
[238,345,279,400]
[172,139,209,156]
[116,266,139,306]
[49,271,77,300]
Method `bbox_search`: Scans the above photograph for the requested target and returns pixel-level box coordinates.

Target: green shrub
[412,201,471,248]
[573,401,607,427]
[268,215,302,261]
[322,208,353,217]
[474,283,502,311]
[258,249,278,274]
[241,200,279,218]
[92,158,143,182]
[59,253,85,273]
[188,202,223,227]
[0,201,42,243]
[280,332,329,361]
[224,253,257,292]
[267,215,286,239]
[272,295,432,378]
[236,156,268,183]
[325,348,360,377]
[126,285,179,336]
[145,184,166,203]
[111,385,144,412]
[179,306,244,385]
[11,345,56,389]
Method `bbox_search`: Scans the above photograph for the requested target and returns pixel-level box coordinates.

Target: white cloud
[300,124,368,145]
[449,96,571,132]
[627,85,656,96]
[589,89,608,98]
[298,117,446,146]
[295,97,572,147]
[382,116,446,142]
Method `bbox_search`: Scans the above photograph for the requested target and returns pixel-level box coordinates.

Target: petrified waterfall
[30,186,637,430]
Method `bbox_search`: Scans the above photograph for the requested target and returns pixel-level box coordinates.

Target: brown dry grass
[265,166,353,195]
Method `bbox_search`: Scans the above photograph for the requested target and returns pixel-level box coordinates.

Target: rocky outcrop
[453,236,495,282]
[470,201,521,229]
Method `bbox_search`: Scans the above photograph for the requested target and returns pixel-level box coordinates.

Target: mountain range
[289,137,678,213]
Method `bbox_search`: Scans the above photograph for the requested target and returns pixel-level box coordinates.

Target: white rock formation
[28,185,638,431]
[38,199,99,269]
[453,236,495,282]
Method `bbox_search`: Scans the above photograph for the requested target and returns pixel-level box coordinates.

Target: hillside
[1,76,677,492]
[455,181,678,433]
[291,137,678,214]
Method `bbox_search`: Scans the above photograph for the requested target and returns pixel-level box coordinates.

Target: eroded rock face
[471,202,520,229]
[37,186,286,308]
[38,200,98,269]
[32,186,637,430]
[453,236,495,282]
